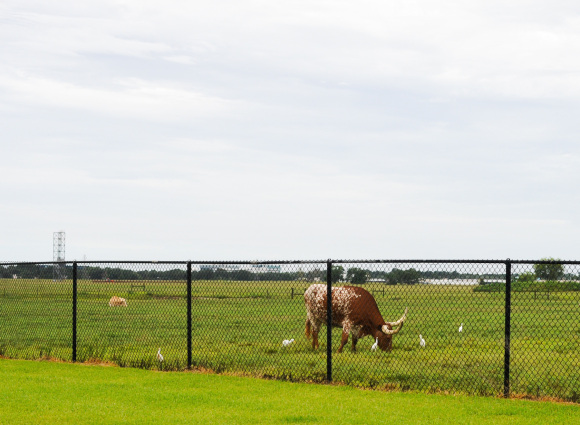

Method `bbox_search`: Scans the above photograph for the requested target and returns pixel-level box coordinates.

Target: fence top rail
[331,259,580,265]
[0,260,327,266]
[0,260,329,266]
[2,259,580,267]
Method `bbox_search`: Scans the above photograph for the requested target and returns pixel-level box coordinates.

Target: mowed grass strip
[0,359,579,425]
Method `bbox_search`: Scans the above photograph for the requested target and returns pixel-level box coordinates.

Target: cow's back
[336,286,384,328]
[304,284,378,326]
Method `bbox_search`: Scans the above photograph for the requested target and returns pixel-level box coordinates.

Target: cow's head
[376,307,408,351]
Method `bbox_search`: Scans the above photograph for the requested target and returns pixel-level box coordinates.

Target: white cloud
[0,75,238,121]
[1,0,580,261]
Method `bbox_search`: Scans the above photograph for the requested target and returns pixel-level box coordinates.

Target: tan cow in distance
[109,296,127,307]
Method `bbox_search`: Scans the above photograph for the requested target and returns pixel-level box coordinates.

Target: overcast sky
[1,0,579,262]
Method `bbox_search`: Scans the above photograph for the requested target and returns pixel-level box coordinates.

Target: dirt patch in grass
[82,358,119,367]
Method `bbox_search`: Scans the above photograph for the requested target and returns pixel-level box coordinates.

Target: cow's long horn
[381,307,408,335]
[385,307,408,326]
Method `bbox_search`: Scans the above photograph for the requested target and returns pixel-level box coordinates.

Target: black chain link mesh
[1,260,578,401]
[77,262,187,370]
[191,263,327,381]
[510,263,580,401]
[330,262,506,395]
[0,263,72,360]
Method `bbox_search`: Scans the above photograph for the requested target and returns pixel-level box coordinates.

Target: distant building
[198,264,282,273]
[199,264,241,272]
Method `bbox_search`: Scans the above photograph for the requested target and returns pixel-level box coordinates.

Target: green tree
[533,258,564,281]
[517,271,536,283]
[306,268,325,281]
[331,266,344,283]
[346,268,368,284]
[387,268,421,285]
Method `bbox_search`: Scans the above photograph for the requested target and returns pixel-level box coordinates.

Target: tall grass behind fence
[0,259,579,401]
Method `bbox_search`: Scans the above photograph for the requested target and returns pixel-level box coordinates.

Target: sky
[1,0,580,262]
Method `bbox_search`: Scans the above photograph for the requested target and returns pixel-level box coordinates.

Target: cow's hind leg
[312,329,319,349]
[351,336,359,352]
[310,321,321,350]
[337,330,349,353]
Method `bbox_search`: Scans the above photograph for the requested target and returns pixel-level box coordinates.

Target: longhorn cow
[304,284,407,352]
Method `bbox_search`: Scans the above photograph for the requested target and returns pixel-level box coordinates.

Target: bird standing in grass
[157,348,163,362]
[419,334,426,348]
[459,323,463,333]
[371,337,378,351]
[282,339,294,347]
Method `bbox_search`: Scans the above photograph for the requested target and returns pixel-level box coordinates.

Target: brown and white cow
[109,296,127,307]
[304,284,407,352]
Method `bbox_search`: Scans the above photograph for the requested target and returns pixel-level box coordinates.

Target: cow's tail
[305,318,312,340]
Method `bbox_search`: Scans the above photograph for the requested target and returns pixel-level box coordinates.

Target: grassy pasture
[0,278,579,401]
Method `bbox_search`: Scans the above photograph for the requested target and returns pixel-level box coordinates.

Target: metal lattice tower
[53,231,66,280]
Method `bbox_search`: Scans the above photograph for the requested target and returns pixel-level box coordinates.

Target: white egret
[419,334,426,348]
[282,339,294,347]
[459,323,463,333]
[157,348,164,362]
[371,337,379,351]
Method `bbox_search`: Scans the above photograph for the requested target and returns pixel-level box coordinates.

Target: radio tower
[53,231,66,281]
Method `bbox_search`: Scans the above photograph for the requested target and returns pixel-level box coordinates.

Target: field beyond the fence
[1,277,579,401]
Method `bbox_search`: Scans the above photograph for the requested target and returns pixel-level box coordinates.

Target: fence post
[187,261,192,370]
[326,260,332,383]
[504,259,512,398]
[72,262,77,362]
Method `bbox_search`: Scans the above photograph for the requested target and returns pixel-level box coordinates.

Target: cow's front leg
[351,336,359,352]
[337,330,349,353]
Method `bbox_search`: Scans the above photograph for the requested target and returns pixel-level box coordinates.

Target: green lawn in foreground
[0,359,579,425]
[1,279,579,400]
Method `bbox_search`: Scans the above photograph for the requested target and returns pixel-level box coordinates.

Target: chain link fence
[1,259,578,401]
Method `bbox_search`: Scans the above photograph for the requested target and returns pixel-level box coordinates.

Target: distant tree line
[2,259,577,285]
[0,264,55,279]
[332,266,508,285]
[0,264,319,282]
